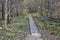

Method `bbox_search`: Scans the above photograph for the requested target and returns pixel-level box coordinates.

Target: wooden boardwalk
[29,15,41,36]
[25,15,43,40]
[25,35,43,40]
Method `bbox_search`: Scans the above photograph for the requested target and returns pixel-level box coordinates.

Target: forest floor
[31,12,60,40]
[0,13,30,40]
[0,11,60,40]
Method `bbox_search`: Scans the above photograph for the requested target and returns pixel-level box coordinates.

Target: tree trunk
[40,0,43,16]
[49,0,52,18]
[15,0,19,16]
[58,13,60,20]
[7,0,11,24]
[4,0,8,29]
[2,2,5,20]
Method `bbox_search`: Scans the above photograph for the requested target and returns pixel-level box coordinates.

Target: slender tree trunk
[16,5,19,16]
[4,0,8,29]
[15,0,19,16]
[58,13,60,20]
[7,0,11,24]
[50,10,52,18]
[40,0,43,16]
[2,2,5,20]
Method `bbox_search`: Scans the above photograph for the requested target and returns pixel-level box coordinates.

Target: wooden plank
[29,15,41,37]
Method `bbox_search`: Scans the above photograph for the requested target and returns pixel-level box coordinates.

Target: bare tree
[7,0,12,24]
[40,0,43,16]
[2,0,5,20]
[15,0,19,16]
[24,0,38,13]
[4,0,8,29]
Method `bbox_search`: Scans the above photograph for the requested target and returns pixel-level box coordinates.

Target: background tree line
[0,0,60,29]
